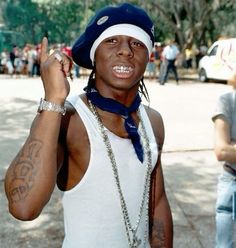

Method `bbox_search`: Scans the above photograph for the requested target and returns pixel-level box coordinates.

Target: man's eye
[105,38,117,44]
[132,41,144,47]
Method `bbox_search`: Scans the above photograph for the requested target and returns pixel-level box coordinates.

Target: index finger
[40,37,48,63]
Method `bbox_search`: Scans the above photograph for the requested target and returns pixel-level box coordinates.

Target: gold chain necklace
[88,100,152,248]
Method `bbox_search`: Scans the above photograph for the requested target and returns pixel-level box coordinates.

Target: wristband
[37,98,66,115]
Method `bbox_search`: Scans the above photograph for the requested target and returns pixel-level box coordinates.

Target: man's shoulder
[143,105,164,148]
[218,90,235,102]
[143,105,164,129]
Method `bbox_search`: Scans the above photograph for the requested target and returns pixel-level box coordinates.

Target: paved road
[0,76,231,247]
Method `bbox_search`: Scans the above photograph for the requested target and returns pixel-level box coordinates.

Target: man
[160,39,180,85]
[5,3,173,247]
[212,74,236,247]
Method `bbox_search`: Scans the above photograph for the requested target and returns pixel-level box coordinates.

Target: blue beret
[72,3,154,69]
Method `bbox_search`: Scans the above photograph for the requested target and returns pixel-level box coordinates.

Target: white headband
[90,23,153,64]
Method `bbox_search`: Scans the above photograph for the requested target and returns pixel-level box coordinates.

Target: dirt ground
[0,183,64,248]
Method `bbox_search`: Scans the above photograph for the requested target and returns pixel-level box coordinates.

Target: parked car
[198,38,236,82]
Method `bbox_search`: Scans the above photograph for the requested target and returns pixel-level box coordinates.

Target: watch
[37,98,66,115]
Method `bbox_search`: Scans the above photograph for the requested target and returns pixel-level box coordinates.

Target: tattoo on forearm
[9,139,43,203]
[151,219,166,248]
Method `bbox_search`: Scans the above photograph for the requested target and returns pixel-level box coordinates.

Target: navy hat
[72,3,154,69]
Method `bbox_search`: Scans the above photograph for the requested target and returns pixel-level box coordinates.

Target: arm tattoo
[8,139,43,203]
[151,219,166,248]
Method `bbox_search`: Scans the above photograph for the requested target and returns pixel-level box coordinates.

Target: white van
[198,38,236,82]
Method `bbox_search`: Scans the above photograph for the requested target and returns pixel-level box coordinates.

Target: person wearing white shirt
[160,40,180,85]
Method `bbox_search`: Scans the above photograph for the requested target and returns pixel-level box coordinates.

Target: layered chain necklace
[88,100,152,248]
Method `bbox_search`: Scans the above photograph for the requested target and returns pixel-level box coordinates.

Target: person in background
[195,43,208,69]
[61,43,72,58]
[184,43,194,70]
[146,49,156,80]
[157,43,166,84]
[13,48,24,76]
[26,44,36,77]
[5,3,173,247]
[31,43,41,77]
[160,39,180,85]
[212,73,236,248]
[0,48,8,68]
[154,43,162,76]
[0,48,13,74]
[74,63,80,78]
[9,45,17,72]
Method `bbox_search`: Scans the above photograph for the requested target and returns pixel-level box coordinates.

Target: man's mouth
[112,65,134,74]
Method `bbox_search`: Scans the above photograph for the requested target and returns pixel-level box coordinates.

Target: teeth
[113,66,133,73]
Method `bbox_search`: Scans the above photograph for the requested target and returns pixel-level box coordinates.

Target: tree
[2,0,47,44]
[41,0,85,45]
[2,0,85,45]
[1,0,235,51]
[148,0,236,50]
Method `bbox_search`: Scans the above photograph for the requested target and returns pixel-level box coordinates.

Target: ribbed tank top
[61,95,158,248]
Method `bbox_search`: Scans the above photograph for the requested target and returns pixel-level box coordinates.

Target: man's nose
[117,42,133,57]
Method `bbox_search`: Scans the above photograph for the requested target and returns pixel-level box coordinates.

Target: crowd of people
[145,40,207,84]
[0,42,80,78]
[0,43,41,77]
[0,39,207,82]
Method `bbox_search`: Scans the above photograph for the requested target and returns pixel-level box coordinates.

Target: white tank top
[61,95,158,248]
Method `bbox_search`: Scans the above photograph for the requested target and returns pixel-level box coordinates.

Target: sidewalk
[0,77,230,247]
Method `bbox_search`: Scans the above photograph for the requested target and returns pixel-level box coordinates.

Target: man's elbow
[8,203,41,221]
[215,147,227,161]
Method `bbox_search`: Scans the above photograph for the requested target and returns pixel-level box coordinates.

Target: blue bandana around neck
[85,86,144,163]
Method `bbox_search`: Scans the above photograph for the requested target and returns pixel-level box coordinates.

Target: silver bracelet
[37,98,66,115]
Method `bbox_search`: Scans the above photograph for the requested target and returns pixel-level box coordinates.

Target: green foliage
[2,0,46,44]
[0,0,235,51]
[148,0,236,50]
[42,0,84,45]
